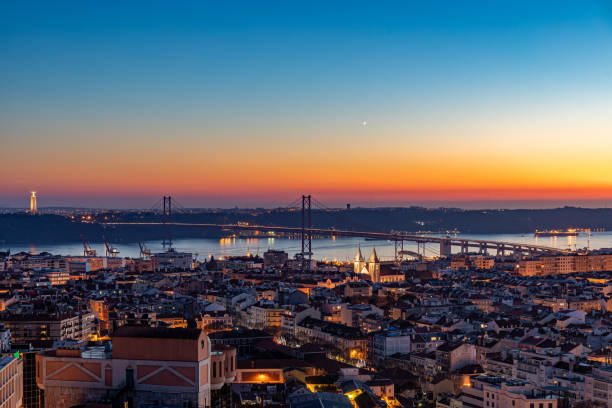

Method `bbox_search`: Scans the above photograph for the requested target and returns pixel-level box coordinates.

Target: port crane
[80,234,97,257]
[138,242,151,259]
[102,235,120,257]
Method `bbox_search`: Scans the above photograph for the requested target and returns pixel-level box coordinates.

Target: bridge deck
[103,222,568,254]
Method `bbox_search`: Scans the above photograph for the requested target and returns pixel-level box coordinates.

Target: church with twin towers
[353,247,381,283]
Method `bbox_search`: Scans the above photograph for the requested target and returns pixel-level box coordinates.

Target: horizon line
[2,203,611,212]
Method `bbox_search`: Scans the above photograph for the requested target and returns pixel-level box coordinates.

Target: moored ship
[534,229,579,237]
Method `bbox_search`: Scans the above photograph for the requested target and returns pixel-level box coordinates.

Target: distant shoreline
[1,206,611,245]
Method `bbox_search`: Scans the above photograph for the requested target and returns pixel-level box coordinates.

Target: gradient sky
[2,1,612,208]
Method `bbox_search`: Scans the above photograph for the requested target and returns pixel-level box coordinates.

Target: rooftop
[113,325,202,340]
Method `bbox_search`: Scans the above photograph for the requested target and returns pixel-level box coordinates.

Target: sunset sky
[2,1,612,208]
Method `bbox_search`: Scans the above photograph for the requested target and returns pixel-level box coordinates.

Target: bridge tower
[162,196,173,249]
[301,195,312,271]
[439,238,452,258]
[394,240,404,262]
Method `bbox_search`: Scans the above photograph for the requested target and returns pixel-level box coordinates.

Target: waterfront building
[152,249,193,270]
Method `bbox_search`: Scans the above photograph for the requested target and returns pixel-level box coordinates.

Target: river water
[3,232,611,262]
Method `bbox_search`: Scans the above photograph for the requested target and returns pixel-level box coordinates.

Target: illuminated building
[89,298,110,333]
[517,251,612,276]
[368,249,380,282]
[246,304,284,329]
[295,317,368,363]
[66,256,105,271]
[198,312,233,334]
[41,268,70,285]
[461,375,558,408]
[365,379,396,406]
[353,248,366,275]
[471,256,495,270]
[235,358,316,384]
[304,375,340,393]
[157,315,188,328]
[353,248,380,282]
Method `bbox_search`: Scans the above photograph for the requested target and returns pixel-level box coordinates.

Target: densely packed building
[1,246,612,407]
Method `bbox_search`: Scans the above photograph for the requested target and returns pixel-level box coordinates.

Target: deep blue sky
[2,1,612,208]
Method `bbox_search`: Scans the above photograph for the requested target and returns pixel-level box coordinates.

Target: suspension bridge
[100,195,570,262]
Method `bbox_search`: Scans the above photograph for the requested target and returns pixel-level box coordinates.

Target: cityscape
[2,2,612,408]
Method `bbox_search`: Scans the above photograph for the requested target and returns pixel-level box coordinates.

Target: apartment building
[296,317,369,362]
[247,304,284,329]
[435,343,477,373]
[517,252,612,276]
[372,331,412,363]
[0,356,23,408]
[585,366,612,407]
[199,311,233,334]
[462,375,558,408]
[0,312,95,343]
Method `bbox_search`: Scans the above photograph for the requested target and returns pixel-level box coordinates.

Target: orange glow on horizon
[4,118,612,205]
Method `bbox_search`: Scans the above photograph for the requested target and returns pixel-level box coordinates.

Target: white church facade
[353,247,405,284]
[353,247,381,282]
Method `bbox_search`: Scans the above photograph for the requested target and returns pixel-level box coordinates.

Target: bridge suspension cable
[311,197,333,211]
[110,194,570,262]
[284,197,303,209]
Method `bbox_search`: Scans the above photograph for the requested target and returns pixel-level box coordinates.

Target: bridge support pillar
[440,239,452,258]
[496,244,505,257]
[301,195,312,271]
[394,240,404,262]
[460,242,469,254]
[162,196,173,250]
[512,246,523,258]
[479,243,488,255]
